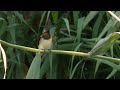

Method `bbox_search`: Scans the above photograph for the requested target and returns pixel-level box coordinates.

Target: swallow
[38,28,53,51]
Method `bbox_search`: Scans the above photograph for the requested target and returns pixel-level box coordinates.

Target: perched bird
[37,28,53,79]
[38,28,53,51]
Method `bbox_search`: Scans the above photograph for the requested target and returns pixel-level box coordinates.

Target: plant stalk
[0,40,120,63]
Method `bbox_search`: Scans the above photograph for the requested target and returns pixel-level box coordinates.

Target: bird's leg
[43,49,46,54]
[47,49,52,54]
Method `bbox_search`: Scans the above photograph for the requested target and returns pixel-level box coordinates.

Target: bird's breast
[38,37,52,50]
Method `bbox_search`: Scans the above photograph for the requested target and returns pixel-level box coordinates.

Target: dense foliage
[0,11,120,79]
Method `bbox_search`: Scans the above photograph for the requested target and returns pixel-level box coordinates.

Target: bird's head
[41,28,51,39]
[42,27,49,33]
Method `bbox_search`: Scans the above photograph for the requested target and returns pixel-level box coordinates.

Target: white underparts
[38,37,52,50]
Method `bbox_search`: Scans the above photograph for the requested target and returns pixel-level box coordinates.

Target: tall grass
[0,11,120,79]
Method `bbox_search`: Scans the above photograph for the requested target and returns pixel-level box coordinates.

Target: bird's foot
[48,49,52,53]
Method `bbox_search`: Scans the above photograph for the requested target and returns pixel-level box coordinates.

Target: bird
[38,28,53,52]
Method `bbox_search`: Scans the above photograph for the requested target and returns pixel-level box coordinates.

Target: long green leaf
[38,11,47,30]
[51,11,58,24]
[106,69,117,79]
[0,17,7,37]
[80,61,86,78]
[76,17,85,43]
[7,63,15,79]
[97,11,120,41]
[49,52,53,79]
[26,54,42,79]
[7,14,16,44]
[63,18,71,35]
[89,32,120,56]
[73,11,80,27]
[50,55,58,79]
[70,60,83,79]
[45,11,51,27]
[94,60,101,78]
[92,11,105,38]
[0,43,7,79]
[94,58,120,71]
[39,56,50,79]
[58,36,75,43]
[83,11,99,29]
[69,43,83,78]
[14,11,37,35]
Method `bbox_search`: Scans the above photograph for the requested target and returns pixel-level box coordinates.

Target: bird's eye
[43,30,49,33]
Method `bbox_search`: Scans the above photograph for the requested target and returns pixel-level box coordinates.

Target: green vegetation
[0,11,120,79]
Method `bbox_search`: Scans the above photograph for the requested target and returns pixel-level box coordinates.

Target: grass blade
[7,14,16,43]
[45,11,51,27]
[89,32,120,56]
[93,58,120,79]
[80,61,86,78]
[14,11,37,35]
[97,11,120,41]
[26,54,42,79]
[38,11,47,30]
[51,11,58,24]
[49,53,53,79]
[0,43,7,79]
[69,43,82,78]
[39,56,50,79]
[106,69,117,79]
[92,11,105,38]
[83,11,99,29]
[63,18,71,36]
[94,60,101,78]
[94,58,120,71]
[70,60,83,79]
[76,17,85,43]
[73,11,80,27]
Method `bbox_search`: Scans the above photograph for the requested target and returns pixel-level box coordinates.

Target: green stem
[0,40,120,63]
[0,40,39,53]
[94,55,120,63]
